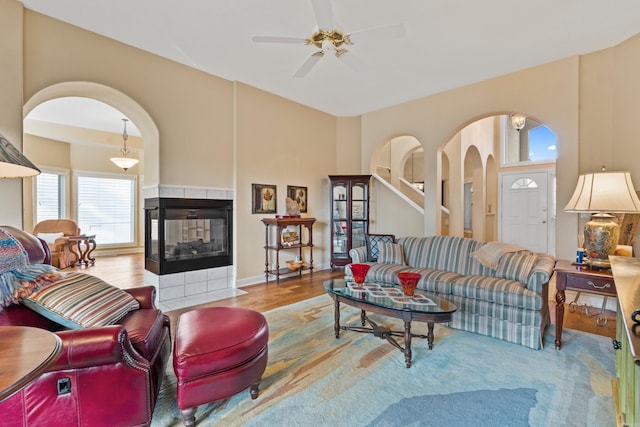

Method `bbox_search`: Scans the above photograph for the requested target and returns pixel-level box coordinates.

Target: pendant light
[510,114,526,131]
[110,118,138,171]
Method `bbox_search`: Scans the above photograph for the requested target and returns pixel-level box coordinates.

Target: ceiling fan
[252,0,406,77]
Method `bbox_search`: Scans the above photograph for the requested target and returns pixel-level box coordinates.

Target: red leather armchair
[0,226,171,427]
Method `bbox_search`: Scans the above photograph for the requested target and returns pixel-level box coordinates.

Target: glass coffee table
[324,279,457,368]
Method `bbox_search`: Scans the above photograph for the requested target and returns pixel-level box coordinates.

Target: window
[511,178,538,189]
[76,173,136,245]
[501,115,557,166]
[35,171,67,223]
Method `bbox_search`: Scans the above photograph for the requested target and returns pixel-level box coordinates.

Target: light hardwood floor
[68,253,616,340]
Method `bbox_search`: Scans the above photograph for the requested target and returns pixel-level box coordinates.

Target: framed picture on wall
[287,185,308,213]
[252,184,277,214]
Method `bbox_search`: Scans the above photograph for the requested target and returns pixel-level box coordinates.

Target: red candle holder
[397,272,421,296]
[350,264,371,285]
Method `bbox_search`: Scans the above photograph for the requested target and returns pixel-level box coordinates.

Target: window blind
[77,174,135,245]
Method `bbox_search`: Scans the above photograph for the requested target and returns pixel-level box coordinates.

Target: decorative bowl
[397,272,421,296]
[350,263,370,284]
[286,260,303,271]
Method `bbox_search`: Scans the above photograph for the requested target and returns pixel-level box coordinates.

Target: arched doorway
[22,82,158,252]
[440,114,556,250]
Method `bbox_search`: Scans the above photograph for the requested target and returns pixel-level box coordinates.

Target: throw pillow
[37,232,65,244]
[22,272,139,329]
[378,242,406,265]
[365,234,395,262]
[495,252,538,283]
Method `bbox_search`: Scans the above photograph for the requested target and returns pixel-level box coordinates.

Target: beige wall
[580,33,640,256]
[234,82,337,280]
[336,117,362,175]
[370,179,424,237]
[362,58,581,259]
[0,0,25,227]
[23,9,234,189]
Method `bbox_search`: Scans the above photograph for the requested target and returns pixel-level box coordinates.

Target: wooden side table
[68,234,97,266]
[553,259,616,349]
[0,326,62,401]
[262,218,315,284]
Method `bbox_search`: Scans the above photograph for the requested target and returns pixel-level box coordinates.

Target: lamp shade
[564,170,640,269]
[110,156,139,171]
[0,133,40,178]
[563,171,640,213]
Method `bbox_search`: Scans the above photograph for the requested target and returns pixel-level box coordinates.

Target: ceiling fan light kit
[252,0,405,78]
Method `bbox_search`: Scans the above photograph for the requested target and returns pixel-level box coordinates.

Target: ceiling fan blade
[252,35,308,44]
[337,50,366,73]
[347,23,406,44]
[293,51,324,78]
[311,0,334,30]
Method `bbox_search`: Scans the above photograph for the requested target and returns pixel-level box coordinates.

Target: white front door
[500,171,555,255]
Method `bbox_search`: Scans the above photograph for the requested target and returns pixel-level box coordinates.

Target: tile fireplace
[144,197,233,275]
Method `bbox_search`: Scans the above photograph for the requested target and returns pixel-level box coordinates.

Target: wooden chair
[33,219,81,268]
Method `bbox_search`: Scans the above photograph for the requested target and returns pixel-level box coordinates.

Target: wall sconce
[0,133,40,178]
[110,118,139,171]
[564,167,640,269]
[510,114,526,131]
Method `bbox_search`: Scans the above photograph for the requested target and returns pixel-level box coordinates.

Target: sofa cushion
[378,242,406,265]
[451,275,544,310]
[22,272,140,329]
[399,236,493,276]
[495,252,538,283]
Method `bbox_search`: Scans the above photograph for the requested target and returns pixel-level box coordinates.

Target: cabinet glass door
[333,220,348,258]
[351,183,368,220]
[352,221,367,249]
[332,184,347,220]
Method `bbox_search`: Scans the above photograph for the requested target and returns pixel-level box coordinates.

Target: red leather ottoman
[173,307,269,426]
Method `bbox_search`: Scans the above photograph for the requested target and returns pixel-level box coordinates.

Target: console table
[262,217,315,284]
[68,234,97,266]
[554,259,616,349]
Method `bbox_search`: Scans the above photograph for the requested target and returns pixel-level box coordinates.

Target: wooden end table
[0,326,62,401]
[553,259,616,349]
[68,234,97,266]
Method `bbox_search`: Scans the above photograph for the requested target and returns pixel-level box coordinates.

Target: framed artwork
[287,185,308,213]
[252,184,277,214]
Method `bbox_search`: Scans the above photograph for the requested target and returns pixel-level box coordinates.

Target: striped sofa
[346,236,556,349]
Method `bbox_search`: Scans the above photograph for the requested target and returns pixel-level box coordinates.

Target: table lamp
[564,168,640,269]
[0,133,40,178]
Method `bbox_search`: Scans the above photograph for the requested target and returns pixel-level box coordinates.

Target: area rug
[152,296,615,427]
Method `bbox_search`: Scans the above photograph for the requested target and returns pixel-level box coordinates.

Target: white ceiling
[18,0,640,124]
[27,97,141,137]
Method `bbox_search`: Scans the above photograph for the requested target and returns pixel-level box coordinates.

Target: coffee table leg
[334,299,341,338]
[404,320,412,368]
[360,309,366,326]
[427,322,435,350]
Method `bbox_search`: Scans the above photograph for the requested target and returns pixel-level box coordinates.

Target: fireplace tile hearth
[157,287,248,312]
